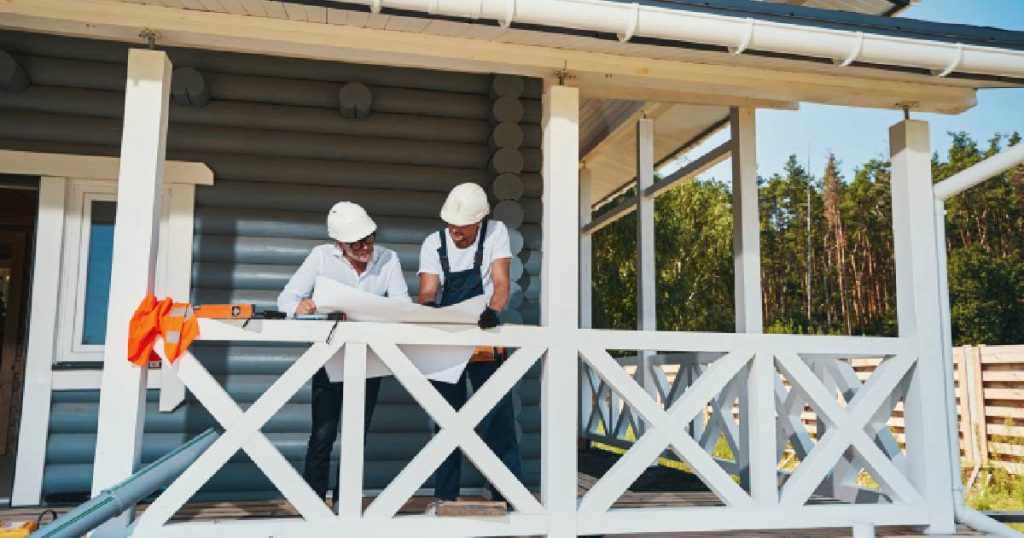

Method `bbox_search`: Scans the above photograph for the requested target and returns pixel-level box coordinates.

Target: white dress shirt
[277,243,411,316]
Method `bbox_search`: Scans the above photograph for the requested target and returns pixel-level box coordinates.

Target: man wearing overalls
[417,182,522,505]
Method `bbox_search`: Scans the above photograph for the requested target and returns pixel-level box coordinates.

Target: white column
[91,49,172,537]
[579,168,593,444]
[636,119,658,430]
[889,119,956,534]
[730,107,762,334]
[540,83,579,538]
[11,176,66,506]
[731,107,762,492]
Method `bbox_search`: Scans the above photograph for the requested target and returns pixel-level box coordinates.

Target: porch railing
[125,319,938,537]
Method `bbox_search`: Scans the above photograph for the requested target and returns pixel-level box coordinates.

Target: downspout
[933,145,1024,538]
[357,0,1024,79]
[934,202,1022,538]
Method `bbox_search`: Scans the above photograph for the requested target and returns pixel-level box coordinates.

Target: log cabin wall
[0,30,543,501]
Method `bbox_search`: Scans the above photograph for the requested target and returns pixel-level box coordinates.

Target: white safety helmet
[440,183,490,226]
[327,201,377,243]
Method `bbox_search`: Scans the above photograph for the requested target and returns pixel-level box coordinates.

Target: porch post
[636,118,658,430]
[730,107,762,334]
[540,82,579,538]
[91,49,172,536]
[730,107,767,495]
[579,167,593,445]
[889,119,956,534]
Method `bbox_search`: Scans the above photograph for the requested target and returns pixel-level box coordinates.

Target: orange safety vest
[127,295,200,366]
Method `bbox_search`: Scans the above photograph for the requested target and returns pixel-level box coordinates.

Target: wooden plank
[981,370,1024,382]
[986,422,1024,438]
[235,0,267,16]
[989,442,1024,458]
[984,405,1024,419]
[991,459,1024,476]
[303,5,326,23]
[281,1,306,21]
[984,388,1024,401]
[262,0,287,18]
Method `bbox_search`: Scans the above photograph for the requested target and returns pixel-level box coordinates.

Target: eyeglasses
[342,233,375,250]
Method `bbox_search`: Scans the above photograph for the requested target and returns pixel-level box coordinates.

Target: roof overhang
[3,0,1020,114]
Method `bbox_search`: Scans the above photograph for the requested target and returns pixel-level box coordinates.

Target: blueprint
[312,276,485,383]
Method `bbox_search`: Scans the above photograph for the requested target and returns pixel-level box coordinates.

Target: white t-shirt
[418,220,512,304]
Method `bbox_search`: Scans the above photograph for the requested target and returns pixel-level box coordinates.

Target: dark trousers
[303,368,382,501]
[430,358,523,502]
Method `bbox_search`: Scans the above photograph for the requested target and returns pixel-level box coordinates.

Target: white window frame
[54,180,176,364]
[1,149,213,506]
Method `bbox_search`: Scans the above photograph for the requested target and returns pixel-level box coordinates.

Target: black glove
[423,301,440,308]
[478,306,501,329]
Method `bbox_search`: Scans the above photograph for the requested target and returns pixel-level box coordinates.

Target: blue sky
[688,0,1024,183]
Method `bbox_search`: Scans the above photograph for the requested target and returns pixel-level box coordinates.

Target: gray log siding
[0,30,543,501]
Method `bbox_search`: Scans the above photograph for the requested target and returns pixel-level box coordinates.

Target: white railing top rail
[579,328,913,356]
[195,318,551,347]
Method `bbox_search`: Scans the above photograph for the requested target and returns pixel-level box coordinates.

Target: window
[54,180,180,363]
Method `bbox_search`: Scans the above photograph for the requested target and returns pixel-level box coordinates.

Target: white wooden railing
[130,320,935,537]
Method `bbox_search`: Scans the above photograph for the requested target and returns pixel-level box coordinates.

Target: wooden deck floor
[0,474,984,537]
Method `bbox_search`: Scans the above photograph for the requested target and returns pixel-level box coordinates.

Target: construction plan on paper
[312,276,486,384]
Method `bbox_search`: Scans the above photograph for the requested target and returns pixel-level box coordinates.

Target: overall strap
[436,228,451,275]
[472,219,489,270]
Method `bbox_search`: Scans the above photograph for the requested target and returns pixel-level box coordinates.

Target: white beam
[888,119,956,534]
[636,118,658,433]
[91,48,172,537]
[730,108,762,334]
[579,168,594,443]
[540,83,579,538]
[644,141,732,199]
[582,141,731,236]
[0,150,212,184]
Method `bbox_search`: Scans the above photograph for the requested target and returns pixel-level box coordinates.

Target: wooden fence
[839,345,1024,475]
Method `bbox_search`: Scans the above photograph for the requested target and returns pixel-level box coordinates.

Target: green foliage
[591,131,1024,342]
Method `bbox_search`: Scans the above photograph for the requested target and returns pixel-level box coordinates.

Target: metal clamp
[617,3,640,43]
[728,18,755,55]
[835,31,864,67]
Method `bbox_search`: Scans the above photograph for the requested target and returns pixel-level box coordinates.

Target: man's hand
[295,299,316,315]
[478,306,500,329]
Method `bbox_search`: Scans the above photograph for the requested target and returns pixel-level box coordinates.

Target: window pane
[82,201,116,345]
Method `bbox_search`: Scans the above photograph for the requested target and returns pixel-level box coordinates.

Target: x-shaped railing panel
[577,345,756,513]
[364,342,547,519]
[775,352,923,507]
[134,341,341,533]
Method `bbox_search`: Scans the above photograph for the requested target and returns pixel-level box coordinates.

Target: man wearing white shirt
[277,201,410,504]
[417,183,521,505]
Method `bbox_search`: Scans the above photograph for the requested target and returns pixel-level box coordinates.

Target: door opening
[0,175,39,504]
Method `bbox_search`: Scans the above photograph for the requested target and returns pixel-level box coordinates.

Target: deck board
[0,473,986,536]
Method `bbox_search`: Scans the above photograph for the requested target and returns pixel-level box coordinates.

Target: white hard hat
[327,201,377,243]
[440,183,490,226]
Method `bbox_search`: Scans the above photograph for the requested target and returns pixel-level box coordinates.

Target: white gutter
[933,147,1024,538]
[350,0,1024,79]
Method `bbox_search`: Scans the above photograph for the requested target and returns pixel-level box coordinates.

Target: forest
[591,131,1024,346]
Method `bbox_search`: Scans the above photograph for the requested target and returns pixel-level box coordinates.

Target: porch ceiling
[581,101,730,206]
